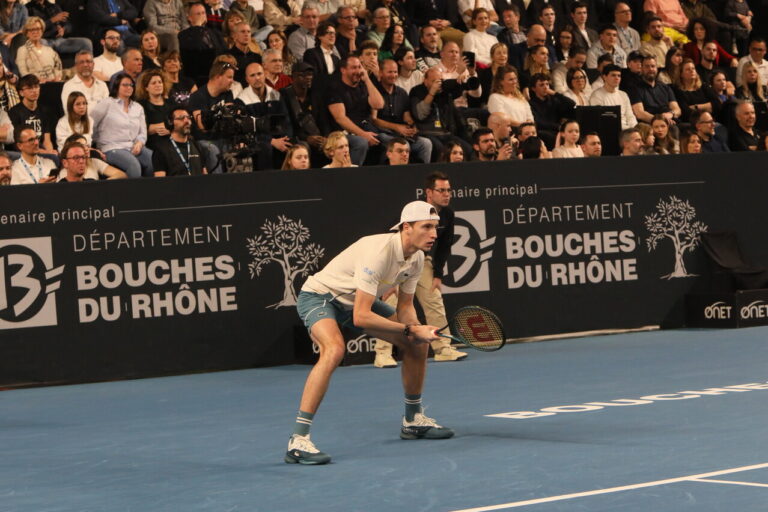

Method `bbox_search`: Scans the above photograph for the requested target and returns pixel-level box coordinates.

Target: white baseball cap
[390,201,441,231]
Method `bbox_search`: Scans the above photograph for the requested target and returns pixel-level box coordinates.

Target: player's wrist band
[403,323,420,337]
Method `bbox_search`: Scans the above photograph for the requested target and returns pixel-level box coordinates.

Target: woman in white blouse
[56,91,93,149]
[487,65,534,127]
[462,8,498,68]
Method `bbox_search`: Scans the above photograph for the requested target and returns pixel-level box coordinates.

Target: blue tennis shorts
[296,291,396,334]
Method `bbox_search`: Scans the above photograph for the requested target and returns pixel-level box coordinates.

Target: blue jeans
[105,147,153,178]
[344,134,370,166]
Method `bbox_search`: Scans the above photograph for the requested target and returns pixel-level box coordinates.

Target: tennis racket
[433,306,506,352]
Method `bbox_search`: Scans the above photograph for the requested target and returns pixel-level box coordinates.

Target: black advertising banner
[0,152,765,386]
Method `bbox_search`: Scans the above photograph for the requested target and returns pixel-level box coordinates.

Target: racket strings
[452,309,505,350]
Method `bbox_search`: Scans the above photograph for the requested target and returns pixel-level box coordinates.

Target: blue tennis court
[2,327,768,512]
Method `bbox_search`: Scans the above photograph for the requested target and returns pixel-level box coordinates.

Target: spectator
[496,5,526,49]
[188,60,236,171]
[143,0,188,53]
[640,17,672,66]
[0,0,27,51]
[26,0,92,56]
[589,64,637,129]
[620,49,644,94]
[462,9,498,68]
[0,151,11,185]
[580,131,602,156]
[691,109,730,152]
[152,106,210,176]
[735,61,767,102]
[475,42,508,106]
[281,141,311,169]
[373,59,432,163]
[288,2,319,60]
[10,126,56,184]
[93,29,123,82]
[377,0,409,43]
[302,21,340,90]
[16,17,62,82]
[725,0,753,55]
[696,41,725,86]
[619,126,644,155]
[59,133,126,180]
[658,46,683,85]
[394,47,423,94]
[334,6,363,60]
[410,0,465,47]
[643,0,689,33]
[57,142,93,182]
[229,0,272,45]
[384,136,410,165]
[555,28,573,62]
[87,0,140,49]
[472,126,513,161]
[0,50,18,112]
[680,130,703,153]
[91,72,153,178]
[223,10,249,48]
[379,23,412,62]
[280,61,328,165]
[650,114,679,153]
[160,50,198,105]
[487,111,517,151]
[587,24,626,69]
[228,20,263,85]
[358,40,381,84]
[205,0,228,32]
[267,30,295,75]
[322,130,356,167]
[518,135,543,158]
[487,65,534,127]
[708,70,737,123]
[9,74,57,161]
[551,119,584,157]
[551,48,588,94]
[139,30,162,70]
[729,100,760,150]
[613,2,640,53]
[538,5,557,48]
[60,51,109,110]
[735,37,768,87]
[179,2,228,85]
[528,72,576,148]
[367,7,391,47]
[326,55,384,165]
[459,0,500,31]
[56,91,93,148]
[516,121,552,157]
[410,66,473,159]
[263,0,301,33]
[567,1,597,51]
[136,69,173,151]
[563,67,590,105]
[415,25,441,73]
[683,18,736,68]
[0,104,13,151]
[630,55,681,125]
[673,58,713,122]
[520,44,550,92]
[438,141,465,162]
[263,48,291,90]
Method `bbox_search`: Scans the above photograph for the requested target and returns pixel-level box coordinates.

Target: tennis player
[287,201,455,465]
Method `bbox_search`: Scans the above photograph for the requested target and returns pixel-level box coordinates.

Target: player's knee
[319,339,346,365]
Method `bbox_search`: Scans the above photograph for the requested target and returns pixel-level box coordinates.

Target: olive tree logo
[246,216,325,308]
[644,196,708,279]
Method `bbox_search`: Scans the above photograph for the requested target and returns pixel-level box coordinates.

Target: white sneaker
[434,346,468,362]
[374,352,398,368]
[284,434,331,465]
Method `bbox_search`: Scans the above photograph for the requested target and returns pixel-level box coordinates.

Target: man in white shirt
[60,51,109,110]
[736,38,768,86]
[589,64,637,129]
[287,201,453,465]
[394,48,423,93]
[10,127,57,185]
[93,29,124,82]
[586,24,627,68]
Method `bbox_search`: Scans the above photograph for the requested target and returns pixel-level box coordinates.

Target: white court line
[450,462,768,512]
[691,478,768,489]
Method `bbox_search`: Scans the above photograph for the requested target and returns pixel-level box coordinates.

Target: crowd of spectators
[1,0,767,184]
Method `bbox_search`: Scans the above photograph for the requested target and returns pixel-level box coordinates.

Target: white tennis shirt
[302,232,424,308]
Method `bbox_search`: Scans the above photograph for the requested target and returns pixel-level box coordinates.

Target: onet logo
[443,210,495,294]
[0,237,64,329]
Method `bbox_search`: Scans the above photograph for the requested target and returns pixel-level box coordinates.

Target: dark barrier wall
[1,152,766,386]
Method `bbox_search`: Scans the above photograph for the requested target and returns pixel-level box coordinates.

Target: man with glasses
[58,143,92,183]
[736,38,768,87]
[9,74,58,164]
[691,110,729,152]
[374,171,468,368]
[334,6,363,59]
[613,2,640,53]
[10,126,57,185]
[93,29,123,82]
[288,2,320,60]
[61,51,109,110]
[153,107,209,176]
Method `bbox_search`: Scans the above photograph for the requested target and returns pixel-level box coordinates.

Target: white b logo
[0,237,64,329]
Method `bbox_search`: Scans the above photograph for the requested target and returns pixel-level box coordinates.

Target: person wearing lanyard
[152,107,208,176]
[10,126,57,185]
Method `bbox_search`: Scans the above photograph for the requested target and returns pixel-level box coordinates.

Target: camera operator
[188,61,236,172]
[409,66,473,160]
[152,107,209,177]
[236,62,293,170]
